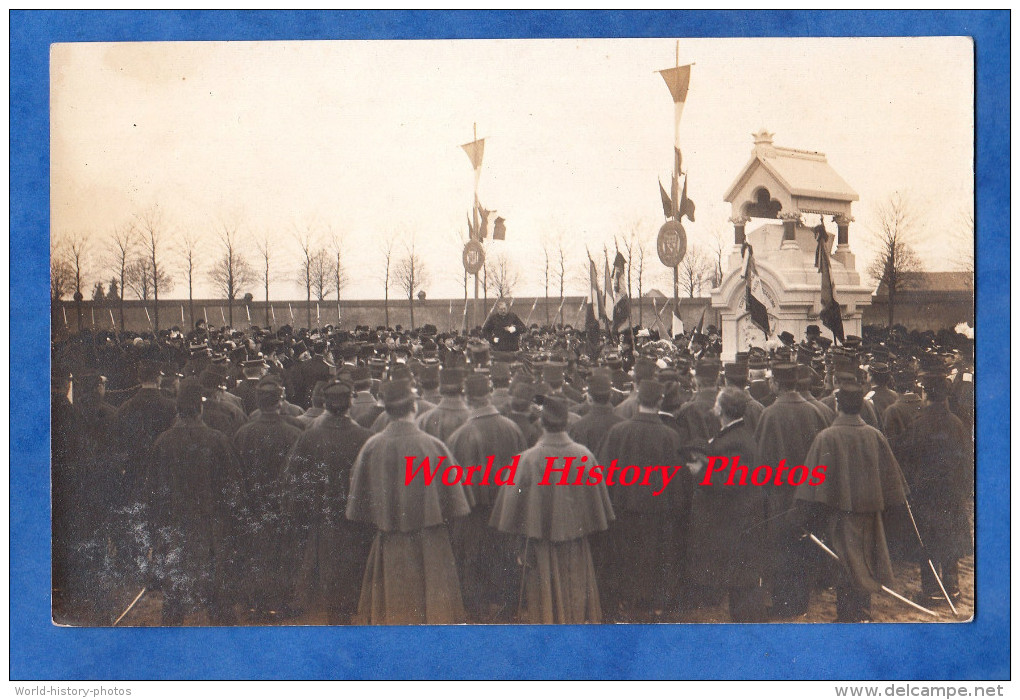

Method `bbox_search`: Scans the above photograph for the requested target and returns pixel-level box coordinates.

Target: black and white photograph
[48,36,975,628]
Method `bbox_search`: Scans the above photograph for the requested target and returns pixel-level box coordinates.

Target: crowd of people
[50,299,975,625]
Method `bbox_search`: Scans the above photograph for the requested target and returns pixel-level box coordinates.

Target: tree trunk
[888,285,895,327]
[409,295,415,330]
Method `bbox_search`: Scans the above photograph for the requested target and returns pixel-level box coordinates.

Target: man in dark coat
[447,374,527,622]
[866,362,898,429]
[723,362,764,432]
[346,379,472,624]
[675,358,722,445]
[199,368,248,437]
[596,380,687,619]
[288,340,336,409]
[568,373,623,454]
[893,375,972,605]
[142,380,244,624]
[795,379,909,622]
[348,366,385,429]
[503,379,542,447]
[883,368,924,444]
[232,378,304,620]
[285,379,375,624]
[489,397,615,623]
[754,363,830,618]
[417,368,470,442]
[482,298,524,352]
[687,388,769,622]
[231,358,269,415]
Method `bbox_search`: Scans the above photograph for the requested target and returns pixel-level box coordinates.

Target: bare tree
[253,233,274,327]
[706,224,728,288]
[635,235,648,324]
[56,232,92,331]
[309,249,332,302]
[107,224,136,330]
[293,224,318,329]
[678,244,712,298]
[377,232,402,329]
[395,238,429,329]
[867,192,924,326]
[486,251,521,299]
[177,231,203,331]
[952,210,975,287]
[328,230,347,320]
[209,223,256,328]
[540,234,552,325]
[135,207,174,331]
[50,258,74,303]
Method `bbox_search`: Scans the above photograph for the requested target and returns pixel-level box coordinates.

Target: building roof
[724,133,859,204]
[874,271,974,295]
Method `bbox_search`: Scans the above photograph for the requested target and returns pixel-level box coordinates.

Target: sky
[50,37,974,301]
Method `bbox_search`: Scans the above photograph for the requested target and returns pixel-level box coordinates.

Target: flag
[461,138,485,171]
[611,252,630,331]
[658,180,673,220]
[603,256,615,327]
[814,221,845,344]
[679,174,696,222]
[658,64,691,109]
[672,303,684,337]
[741,241,770,337]
[492,216,506,240]
[687,306,707,351]
[478,204,491,239]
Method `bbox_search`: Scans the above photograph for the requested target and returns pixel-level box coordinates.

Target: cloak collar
[832,414,866,427]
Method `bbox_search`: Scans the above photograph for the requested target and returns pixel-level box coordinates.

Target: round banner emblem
[463,240,485,274]
[657,220,687,267]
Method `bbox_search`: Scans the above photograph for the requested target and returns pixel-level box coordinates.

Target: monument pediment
[724,130,859,220]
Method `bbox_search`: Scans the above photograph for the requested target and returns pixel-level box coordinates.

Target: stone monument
[711,130,873,360]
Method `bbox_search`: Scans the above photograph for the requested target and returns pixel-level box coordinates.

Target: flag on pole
[460,138,485,171]
[672,303,684,337]
[611,252,630,332]
[586,260,602,350]
[658,180,673,220]
[814,219,845,344]
[679,174,696,222]
[688,306,707,351]
[603,255,615,328]
[658,64,692,119]
[492,216,506,240]
[741,241,771,337]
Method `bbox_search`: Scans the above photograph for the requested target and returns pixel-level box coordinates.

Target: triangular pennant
[460,138,485,170]
[658,64,691,105]
[659,180,673,220]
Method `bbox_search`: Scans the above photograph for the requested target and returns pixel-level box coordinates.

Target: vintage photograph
[49,37,975,627]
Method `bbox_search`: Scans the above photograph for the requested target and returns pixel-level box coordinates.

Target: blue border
[11,10,1008,680]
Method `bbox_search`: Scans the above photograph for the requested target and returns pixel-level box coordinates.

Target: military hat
[465,373,492,398]
[490,361,511,382]
[380,379,415,409]
[323,377,354,398]
[510,380,535,401]
[695,358,721,379]
[638,380,664,405]
[541,362,566,383]
[771,363,798,384]
[633,356,657,382]
[199,368,226,390]
[586,373,612,398]
[836,376,865,395]
[439,367,466,389]
[723,362,748,383]
[350,365,371,382]
[418,363,440,388]
[256,375,285,396]
[541,396,569,428]
[869,361,891,376]
[661,381,684,412]
[796,364,818,389]
[611,369,632,391]
[389,365,415,383]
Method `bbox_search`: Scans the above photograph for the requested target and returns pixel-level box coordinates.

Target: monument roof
[724,134,859,204]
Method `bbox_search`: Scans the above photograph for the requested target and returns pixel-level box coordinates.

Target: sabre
[181,305,185,324]
[220,307,226,325]
[804,531,939,618]
[246,305,251,322]
[517,536,530,619]
[113,587,147,626]
[271,304,277,323]
[62,306,68,327]
[109,308,116,329]
[144,306,153,330]
[903,500,960,616]
[289,303,294,321]
[91,307,96,327]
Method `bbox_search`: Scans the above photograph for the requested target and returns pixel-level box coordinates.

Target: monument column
[833,214,855,268]
[730,215,749,246]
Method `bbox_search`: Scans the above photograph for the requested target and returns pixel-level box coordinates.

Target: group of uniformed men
[51,303,974,625]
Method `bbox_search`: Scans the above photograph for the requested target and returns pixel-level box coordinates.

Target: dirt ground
[59,550,972,628]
